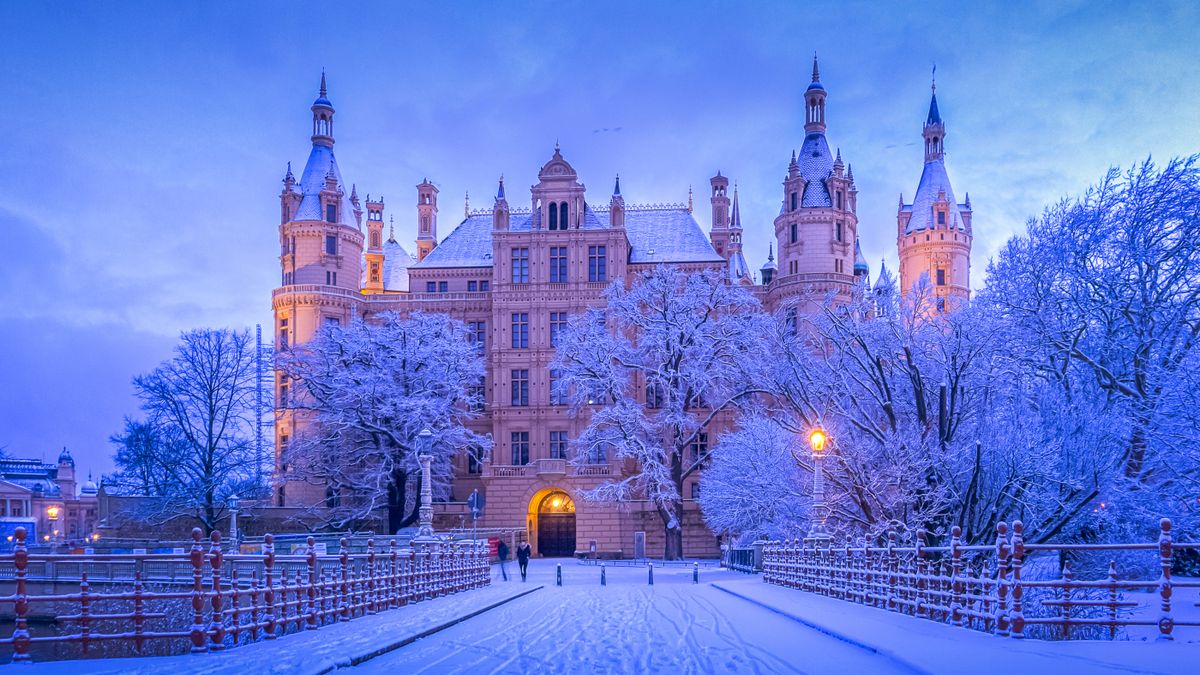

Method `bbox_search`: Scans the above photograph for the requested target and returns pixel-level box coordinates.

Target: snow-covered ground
[353,560,907,674]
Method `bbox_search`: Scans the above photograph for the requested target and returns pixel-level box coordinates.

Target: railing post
[994,522,1010,637]
[338,537,350,620]
[1061,560,1074,640]
[601,563,606,586]
[305,536,318,630]
[1106,561,1119,639]
[366,539,377,614]
[10,527,30,664]
[915,529,927,619]
[133,571,146,652]
[230,566,241,647]
[249,570,261,644]
[389,540,399,609]
[209,530,226,651]
[189,528,208,653]
[886,530,898,612]
[263,533,277,640]
[79,572,91,654]
[1010,520,1025,639]
[1158,518,1174,641]
[950,525,964,627]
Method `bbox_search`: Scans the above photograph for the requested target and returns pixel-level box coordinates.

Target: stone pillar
[414,453,435,541]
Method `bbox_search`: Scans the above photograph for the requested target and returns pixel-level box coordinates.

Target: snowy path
[353,560,908,675]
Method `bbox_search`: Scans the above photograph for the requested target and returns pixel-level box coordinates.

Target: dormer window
[937,211,946,225]
[326,203,337,223]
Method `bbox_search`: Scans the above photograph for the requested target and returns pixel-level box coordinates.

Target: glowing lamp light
[46,505,61,520]
[43,535,50,542]
[551,497,563,509]
[808,428,828,455]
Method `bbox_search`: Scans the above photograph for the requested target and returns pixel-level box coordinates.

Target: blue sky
[1,1,1198,477]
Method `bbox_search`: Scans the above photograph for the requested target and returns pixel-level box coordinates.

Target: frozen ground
[21,560,1200,674]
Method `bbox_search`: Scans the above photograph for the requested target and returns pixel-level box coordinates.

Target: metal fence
[762,518,1200,640]
[0,527,490,663]
[728,546,761,573]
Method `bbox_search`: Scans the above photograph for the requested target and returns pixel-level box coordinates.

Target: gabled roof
[412,206,723,270]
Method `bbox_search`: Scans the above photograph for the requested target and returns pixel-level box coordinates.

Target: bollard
[693,561,699,584]
[648,562,654,586]
[556,563,563,587]
[601,563,606,586]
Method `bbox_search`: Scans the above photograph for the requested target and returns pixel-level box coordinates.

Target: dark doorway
[536,491,576,557]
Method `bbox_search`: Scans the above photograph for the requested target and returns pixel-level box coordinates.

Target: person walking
[497,539,510,581]
[516,539,532,581]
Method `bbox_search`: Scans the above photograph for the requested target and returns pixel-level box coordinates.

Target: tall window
[325,234,338,255]
[550,431,568,459]
[836,191,843,210]
[586,383,607,406]
[550,246,568,283]
[511,432,530,465]
[549,203,558,230]
[511,247,530,283]
[786,307,798,335]
[645,381,664,409]
[371,231,380,248]
[937,211,946,225]
[587,442,608,464]
[790,192,798,211]
[278,318,289,351]
[689,432,709,461]
[480,280,490,291]
[588,245,607,282]
[836,221,843,243]
[326,204,337,223]
[279,380,289,407]
[468,321,486,347]
[550,312,568,346]
[326,271,337,285]
[511,313,529,348]
[936,269,946,286]
[549,369,566,405]
[559,202,569,229]
[937,297,946,313]
[468,377,486,412]
[790,222,797,243]
[511,369,529,406]
[467,448,483,474]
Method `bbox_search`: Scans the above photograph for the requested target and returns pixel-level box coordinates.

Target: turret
[280,162,300,224]
[531,144,585,231]
[416,179,439,261]
[311,71,334,147]
[804,54,827,135]
[760,243,777,285]
[493,176,510,231]
[610,175,625,228]
[56,447,76,498]
[364,195,385,292]
[709,172,731,257]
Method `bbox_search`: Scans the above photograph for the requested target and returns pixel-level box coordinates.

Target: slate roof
[854,238,869,273]
[382,237,415,291]
[412,206,723,269]
[927,93,942,125]
[293,144,352,225]
[797,133,834,207]
[727,251,751,282]
[902,159,968,234]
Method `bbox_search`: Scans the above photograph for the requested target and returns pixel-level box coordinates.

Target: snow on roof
[413,206,723,269]
[293,144,352,225]
[903,159,966,234]
[797,133,835,208]
[727,251,751,282]
[382,237,415,291]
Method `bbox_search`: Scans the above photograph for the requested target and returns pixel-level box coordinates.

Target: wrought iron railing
[762,519,1200,640]
[0,527,489,663]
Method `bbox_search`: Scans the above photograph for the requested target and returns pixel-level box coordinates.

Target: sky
[1,1,1198,478]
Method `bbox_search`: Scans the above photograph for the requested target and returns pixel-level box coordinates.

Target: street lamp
[804,427,831,542]
[415,428,436,541]
[46,505,61,548]
[228,494,241,552]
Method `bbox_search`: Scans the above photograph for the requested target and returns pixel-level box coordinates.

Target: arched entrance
[533,490,576,557]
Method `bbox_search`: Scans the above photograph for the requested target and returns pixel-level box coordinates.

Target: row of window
[508,430,604,465]
[510,246,607,284]
[787,221,845,244]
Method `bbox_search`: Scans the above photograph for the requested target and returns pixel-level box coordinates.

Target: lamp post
[46,505,61,549]
[414,428,436,542]
[228,495,240,552]
[799,427,831,543]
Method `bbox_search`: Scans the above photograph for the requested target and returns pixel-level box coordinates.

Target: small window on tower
[836,221,843,243]
[790,223,797,244]
[790,192,798,211]
[937,211,946,225]
[936,269,946,286]
[325,234,338,255]
[326,204,337,223]
[836,191,843,210]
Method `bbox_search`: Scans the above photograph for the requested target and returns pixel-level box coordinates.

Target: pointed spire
[613,174,621,196]
[854,237,869,274]
[688,185,694,213]
[320,69,327,98]
[768,242,775,262]
[497,175,506,200]
[730,183,741,228]
[847,163,854,182]
[388,216,396,242]
[350,183,359,201]
[283,161,295,184]
[464,190,470,217]
[964,192,971,209]
[812,52,820,83]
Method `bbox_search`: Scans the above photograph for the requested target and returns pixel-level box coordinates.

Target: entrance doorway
[535,491,576,557]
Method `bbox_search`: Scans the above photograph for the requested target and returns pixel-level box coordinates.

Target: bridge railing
[0,527,490,663]
[763,518,1200,640]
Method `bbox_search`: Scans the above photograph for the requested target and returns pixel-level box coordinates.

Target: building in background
[0,448,99,546]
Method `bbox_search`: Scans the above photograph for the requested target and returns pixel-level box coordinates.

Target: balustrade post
[263,533,277,639]
[1061,560,1074,640]
[209,531,226,650]
[950,526,964,627]
[79,572,91,654]
[886,531,898,612]
[189,528,208,652]
[231,567,241,646]
[1010,521,1025,639]
[994,522,1010,637]
[10,526,30,664]
[1158,518,1174,641]
[337,537,350,620]
[915,529,928,618]
[1106,561,1119,639]
[133,571,146,651]
[305,537,318,630]
[249,571,261,644]
[367,539,378,614]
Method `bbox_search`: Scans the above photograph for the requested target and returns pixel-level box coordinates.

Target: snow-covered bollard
[693,561,698,584]
[601,563,606,586]
[556,563,562,587]
[648,562,654,586]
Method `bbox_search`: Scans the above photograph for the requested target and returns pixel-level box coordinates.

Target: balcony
[483,464,529,478]
[535,459,567,476]
[571,464,612,477]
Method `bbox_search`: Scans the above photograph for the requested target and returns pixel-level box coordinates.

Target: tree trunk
[661,500,684,560]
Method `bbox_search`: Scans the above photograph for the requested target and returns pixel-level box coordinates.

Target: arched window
[549,204,558,230]
[559,202,569,229]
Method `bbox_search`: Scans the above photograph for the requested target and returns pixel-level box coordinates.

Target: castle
[272,61,973,558]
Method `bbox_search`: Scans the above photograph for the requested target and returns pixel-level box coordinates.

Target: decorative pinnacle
[464,190,470,217]
[812,52,820,82]
[768,242,775,262]
[932,62,937,94]
[497,175,505,200]
[614,173,621,196]
[389,218,395,241]
[319,69,327,97]
[688,185,693,213]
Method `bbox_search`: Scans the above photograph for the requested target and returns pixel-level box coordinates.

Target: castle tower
[56,448,76,498]
[416,180,439,261]
[726,185,752,285]
[709,172,731,257]
[531,143,586,230]
[273,73,365,506]
[897,78,972,312]
[364,195,386,293]
[770,55,859,304]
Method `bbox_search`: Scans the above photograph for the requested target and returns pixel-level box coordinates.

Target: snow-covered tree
[280,312,489,532]
[698,413,808,542]
[127,328,258,532]
[552,267,771,559]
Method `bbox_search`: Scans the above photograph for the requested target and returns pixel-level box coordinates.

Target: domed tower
[416,179,439,260]
[770,56,859,308]
[56,447,76,498]
[897,77,973,312]
[272,73,364,507]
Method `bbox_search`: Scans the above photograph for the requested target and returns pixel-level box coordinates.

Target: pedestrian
[516,538,532,581]
[497,539,510,581]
